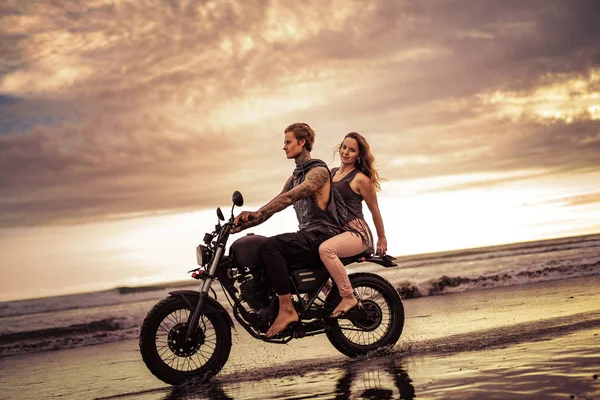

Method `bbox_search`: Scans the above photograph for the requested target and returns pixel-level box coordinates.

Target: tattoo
[257,176,293,213]
[295,149,311,165]
[288,166,328,202]
[281,176,293,194]
[254,166,329,224]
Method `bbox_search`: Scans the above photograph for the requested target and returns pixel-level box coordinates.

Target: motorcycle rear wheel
[139,296,231,385]
[326,273,404,357]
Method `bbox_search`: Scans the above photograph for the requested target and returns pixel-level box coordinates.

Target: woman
[319,132,388,317]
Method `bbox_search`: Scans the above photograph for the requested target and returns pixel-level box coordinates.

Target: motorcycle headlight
[196,245,210,266]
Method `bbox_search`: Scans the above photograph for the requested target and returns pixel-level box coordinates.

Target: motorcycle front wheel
[326,272,404,357]
[139,296,232,385]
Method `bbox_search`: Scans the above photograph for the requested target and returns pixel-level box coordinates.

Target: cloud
[565,191,600,206]
[1,0,600,227]
[415,170,555,194]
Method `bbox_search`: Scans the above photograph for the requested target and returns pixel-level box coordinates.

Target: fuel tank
[229,233,267,269]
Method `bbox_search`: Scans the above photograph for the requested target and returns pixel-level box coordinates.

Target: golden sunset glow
[480,68,600,122]
[1,0,600,301]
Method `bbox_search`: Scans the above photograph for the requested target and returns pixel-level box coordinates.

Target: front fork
[185,243,225,338]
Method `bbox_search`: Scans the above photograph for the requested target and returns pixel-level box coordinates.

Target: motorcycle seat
[288,250,371,270]
[289,251,397,270]
[339,250,372,266]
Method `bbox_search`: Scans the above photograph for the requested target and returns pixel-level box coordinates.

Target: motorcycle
[139,191,405,385]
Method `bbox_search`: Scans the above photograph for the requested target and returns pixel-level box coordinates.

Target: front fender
[169,289,234,327]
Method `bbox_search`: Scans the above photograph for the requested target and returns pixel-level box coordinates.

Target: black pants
[259,229,333,295]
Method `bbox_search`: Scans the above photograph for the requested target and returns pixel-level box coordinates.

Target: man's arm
[231,176,293,233]
[257,166,328,219]
[232,166,329,232]
[264,175,294,207]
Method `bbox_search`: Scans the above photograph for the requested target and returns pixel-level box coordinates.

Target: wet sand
[1,275,599,399]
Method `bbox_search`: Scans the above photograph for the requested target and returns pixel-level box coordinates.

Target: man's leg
[259,231,321,337]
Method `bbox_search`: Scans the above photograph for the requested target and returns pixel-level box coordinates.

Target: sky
[1,0,600,301]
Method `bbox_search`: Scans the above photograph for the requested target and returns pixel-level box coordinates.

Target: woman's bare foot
[266,308,299,338]
[331,295,358,318]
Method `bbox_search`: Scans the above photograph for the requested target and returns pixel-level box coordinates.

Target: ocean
[2,233,599,358]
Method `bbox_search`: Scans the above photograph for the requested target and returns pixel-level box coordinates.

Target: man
[231,122,342,337]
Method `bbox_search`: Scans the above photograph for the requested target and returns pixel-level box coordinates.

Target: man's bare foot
[331,295,358,318]
[266,309,299,338]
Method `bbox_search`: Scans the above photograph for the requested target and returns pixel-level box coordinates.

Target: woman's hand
[376,236,387,256]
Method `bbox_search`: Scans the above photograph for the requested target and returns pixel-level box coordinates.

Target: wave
[115,280,196,295]
[3,270,600,357]
[2,234,599,319]
[0,328,140,358]
[0,281,198,319]
[395,260,600,299]
[392,234,600,270]
[1,233,599,357]
[0,317,137,345]
[0,316,141,357]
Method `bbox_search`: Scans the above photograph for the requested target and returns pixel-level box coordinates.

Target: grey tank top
[331,167,364,221]
[291,160,342,235]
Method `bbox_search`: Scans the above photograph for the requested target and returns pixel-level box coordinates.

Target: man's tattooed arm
[231,176,294,233]
[274,176,294,199]
[237,167,329,229]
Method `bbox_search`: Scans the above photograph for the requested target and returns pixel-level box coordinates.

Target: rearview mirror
[232,191,244,207]
[216,207,225,221]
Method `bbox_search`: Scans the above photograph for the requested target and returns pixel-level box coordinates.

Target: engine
[239,276,270,310]
[230,234,278,332]
[238,275,277,333]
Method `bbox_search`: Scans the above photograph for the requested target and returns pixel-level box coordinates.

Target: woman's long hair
[339,132,381,191]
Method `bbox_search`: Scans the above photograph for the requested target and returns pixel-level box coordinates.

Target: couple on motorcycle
[231,122,388,338]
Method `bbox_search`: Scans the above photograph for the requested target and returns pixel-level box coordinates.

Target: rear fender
[364,255,398,268]
[350,255,397,268]
[338,251,398,267]
[169,289,234,327]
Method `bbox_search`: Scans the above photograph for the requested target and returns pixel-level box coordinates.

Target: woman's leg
[319,232,367,316]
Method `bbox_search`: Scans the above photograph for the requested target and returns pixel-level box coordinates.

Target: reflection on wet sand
[162,357,415,400]
[165,382,233,400]
[152,325,600,400]
[333,358,415,400]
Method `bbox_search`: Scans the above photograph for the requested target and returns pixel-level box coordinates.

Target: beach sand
[1,275,599,399]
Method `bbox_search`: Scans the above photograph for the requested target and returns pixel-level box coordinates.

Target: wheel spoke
[163,353,176,366]
[197,350,209,363]
[189,355,200,370]
[158,321,171,333]
[371,328,384,342]
[165,313,179,326]
[157,346,170,358]
[202,342,216,351]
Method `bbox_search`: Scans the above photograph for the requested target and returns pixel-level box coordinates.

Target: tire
[139,296,232,385]
[326,273,404,357]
